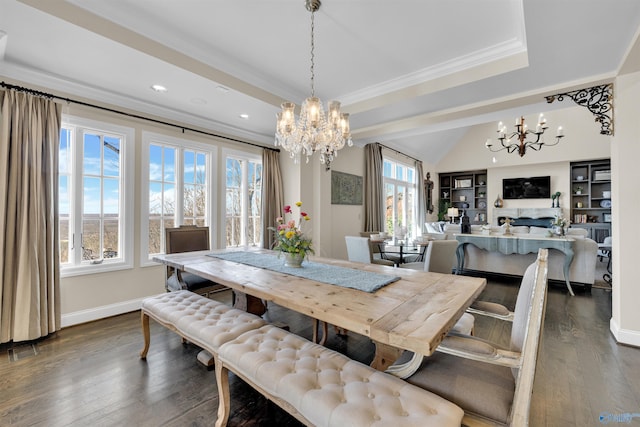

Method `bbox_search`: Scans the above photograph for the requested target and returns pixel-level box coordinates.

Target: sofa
[424,222,598,290]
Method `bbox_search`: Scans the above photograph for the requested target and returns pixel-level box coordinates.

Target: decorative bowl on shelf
[576,176,585,181]
[478,201,487,209]
[600,199,612,208]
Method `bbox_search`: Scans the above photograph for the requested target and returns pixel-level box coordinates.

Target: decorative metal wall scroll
[545,84,614,135]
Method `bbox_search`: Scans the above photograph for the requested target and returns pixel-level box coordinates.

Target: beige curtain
[364,143,384,232]
[261,149,284,249]
[415,160,426,234]
[0,90,61,343]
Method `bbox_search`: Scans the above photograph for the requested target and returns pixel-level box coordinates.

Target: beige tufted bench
[139,290,266,364]
[214,324,464,427]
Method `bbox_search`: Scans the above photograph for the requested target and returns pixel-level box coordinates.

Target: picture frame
[454,178,472,188]
[603,213,612,223]
[331,171,363,205]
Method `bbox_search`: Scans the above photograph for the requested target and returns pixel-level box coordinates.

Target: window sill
[60,260,134,278]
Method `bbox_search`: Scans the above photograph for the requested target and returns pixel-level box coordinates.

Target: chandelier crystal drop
[275,0,352,168]
[485,114,564,157]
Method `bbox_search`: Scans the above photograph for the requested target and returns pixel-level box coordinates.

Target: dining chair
[164,225,227,298]
[401,239,458,273]
[387,249,549,426]
[346,235,395,267]
[401,239,474,335]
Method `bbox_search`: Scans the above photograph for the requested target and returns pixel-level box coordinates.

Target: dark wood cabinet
[439,169,487,224]
[570,159,611,243]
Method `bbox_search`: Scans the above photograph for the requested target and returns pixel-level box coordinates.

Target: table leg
[370,342,404,371]
[562,247,575,296]
[233,291,267,316]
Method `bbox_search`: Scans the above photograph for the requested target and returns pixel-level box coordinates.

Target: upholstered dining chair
[401,239,474,335]
[164,225,227,297]
[347,235,395,267]
[388,249,549,426]
[401,239,458,273]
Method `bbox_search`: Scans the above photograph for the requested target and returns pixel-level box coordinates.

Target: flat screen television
[503,176,551,199]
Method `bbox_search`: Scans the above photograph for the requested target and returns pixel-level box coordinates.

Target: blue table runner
[208,251,400,293]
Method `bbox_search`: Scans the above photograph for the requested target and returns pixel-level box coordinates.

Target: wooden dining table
[152,248,486,371]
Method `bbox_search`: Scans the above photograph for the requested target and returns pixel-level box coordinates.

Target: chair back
[423,240,458,274]
[345,236,373,264]
[165,225,210,254]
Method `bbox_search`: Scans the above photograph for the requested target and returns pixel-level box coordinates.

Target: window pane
[396,164,404,181]
[385,183,394,233]
[148,217,161,254]
[226,158,241,186]
[103,136,120,177]
[184,183,194,217]
[149,182,162,215]
[82,219,100,261]
[196,153,206,184]
[164,183,176,215]
[195,184,206,217]
[383,160,392,178]
[83,133,102,175]
[164,148,175,182]
[184,150,195,184]
[149,145,162,181]
[103,218,119,258]
[59,215,69,264]
[59,128,71,174]
[83,177,101,215]
[103,178,119,215]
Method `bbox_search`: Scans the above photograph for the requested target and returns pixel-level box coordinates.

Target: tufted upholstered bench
[214,324,464,427]
[139,290,266,364]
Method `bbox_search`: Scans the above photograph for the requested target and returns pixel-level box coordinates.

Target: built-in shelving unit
[439,169,487,224]
[570,159,611,242]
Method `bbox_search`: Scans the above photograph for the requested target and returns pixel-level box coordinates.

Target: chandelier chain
[310,9,315,97]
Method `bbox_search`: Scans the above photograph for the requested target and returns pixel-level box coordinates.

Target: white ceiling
[1,0,640,163]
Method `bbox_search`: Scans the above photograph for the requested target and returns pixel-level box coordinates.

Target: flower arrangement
[551,214,568,228]
[270,202,314,258]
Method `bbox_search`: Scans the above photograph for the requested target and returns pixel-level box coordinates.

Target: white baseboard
[610,317,640,348]
[61,297,145,328]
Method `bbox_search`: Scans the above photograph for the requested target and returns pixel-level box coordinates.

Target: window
[59,116,134,276]
[382,158,417,239]
[225,151,262,247]
[141,132,214,263]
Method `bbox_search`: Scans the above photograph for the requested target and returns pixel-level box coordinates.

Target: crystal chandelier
[485,114,564,157]
[275,0,353,168]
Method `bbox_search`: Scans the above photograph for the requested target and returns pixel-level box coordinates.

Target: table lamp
[447,207,459,224]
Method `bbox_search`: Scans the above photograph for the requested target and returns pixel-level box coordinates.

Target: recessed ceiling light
[190,97,207,105]
[239,114,249,119]
[217,85,230,93]
[151,84,168,93]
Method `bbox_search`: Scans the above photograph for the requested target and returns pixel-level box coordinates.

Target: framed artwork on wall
[331,171,363,205]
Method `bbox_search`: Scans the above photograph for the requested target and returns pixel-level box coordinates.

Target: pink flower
[300,211,307,217]
[284,205,292,214]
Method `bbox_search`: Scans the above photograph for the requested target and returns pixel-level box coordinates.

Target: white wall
[611,70,640,346]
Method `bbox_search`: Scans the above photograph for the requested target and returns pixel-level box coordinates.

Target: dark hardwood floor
[1,258,638,426]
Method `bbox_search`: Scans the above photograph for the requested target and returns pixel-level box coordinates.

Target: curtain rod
[0,81,279,152]
[377,142,421,164]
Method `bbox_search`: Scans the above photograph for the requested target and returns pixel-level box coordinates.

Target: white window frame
[140,132,217,266]
[382,157,418,239]
[222,148,262,248]
[60,115,135,277]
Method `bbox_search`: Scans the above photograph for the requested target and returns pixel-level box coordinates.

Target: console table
[455,234,576,296]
